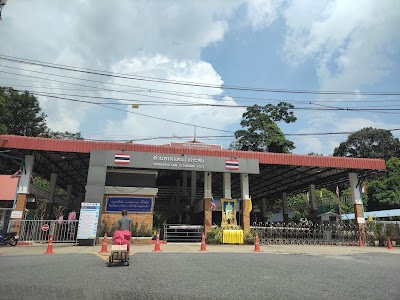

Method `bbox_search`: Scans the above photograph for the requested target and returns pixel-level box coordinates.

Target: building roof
[317,211,341,217]
[341,209,400,220]
[0,135,386,170]
[0,135,387,207]
[0,175,18,201]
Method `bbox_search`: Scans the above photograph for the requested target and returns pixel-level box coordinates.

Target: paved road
[0,252,399,300]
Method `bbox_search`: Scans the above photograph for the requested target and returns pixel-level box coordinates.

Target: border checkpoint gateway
[0,134,386,245]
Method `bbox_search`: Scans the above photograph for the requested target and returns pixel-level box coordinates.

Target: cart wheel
[125,261,129,266]
[107,262,111,267]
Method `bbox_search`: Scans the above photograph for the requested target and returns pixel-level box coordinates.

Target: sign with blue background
[105,197,153,213]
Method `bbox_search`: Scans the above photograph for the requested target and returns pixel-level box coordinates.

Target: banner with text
[105,196,153,213]
[77,203,100,240]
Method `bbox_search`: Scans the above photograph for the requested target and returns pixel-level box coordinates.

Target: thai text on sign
[105,197,153,213]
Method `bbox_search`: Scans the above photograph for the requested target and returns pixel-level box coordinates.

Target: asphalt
[1,242,400,256]
[0,248,399,300]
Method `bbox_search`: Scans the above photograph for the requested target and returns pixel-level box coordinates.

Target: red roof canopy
[0,135,386,170]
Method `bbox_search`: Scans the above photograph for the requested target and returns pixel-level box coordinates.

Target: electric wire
[1,54,400,95]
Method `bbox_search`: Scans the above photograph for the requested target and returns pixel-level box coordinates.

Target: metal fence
[163,224,203,242]
[0,208,13,232]
[12,220,79,243]
[251,222,369,246]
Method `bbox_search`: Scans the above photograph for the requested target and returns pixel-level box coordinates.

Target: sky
[0,0,399,155]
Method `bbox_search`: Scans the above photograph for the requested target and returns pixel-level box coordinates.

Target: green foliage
[232,103,296,153]
[385,224,399,240]
[131,222,152,237]
[287,193,309,220]
[206,227,222,244]
[100,220,116,237]
[333,127,400,160]
[243,229,255,245]
[43,131,84,140]
[0,87,83,174]
[367,157,400,210]
[0,87,48,136]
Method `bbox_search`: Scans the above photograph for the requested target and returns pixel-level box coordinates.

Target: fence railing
[251,222,370,246]
[12,220,79,243]
[163,224,203,242]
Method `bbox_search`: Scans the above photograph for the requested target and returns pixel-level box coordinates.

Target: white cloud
[102,55,244,144]
[245,0,283,30]
[1,0,398,154]
[282,0,400,90]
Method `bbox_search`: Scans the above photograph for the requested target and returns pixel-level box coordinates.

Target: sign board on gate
[42,224,49,231]
[77,203,100,240]
[10,210,23,219]
[105,196,152,213]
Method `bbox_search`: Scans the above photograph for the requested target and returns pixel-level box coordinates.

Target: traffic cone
[388,237,393,250]
[153,234,162,252]
[199,232,207,251]
[99,233,108,254]
[358,236,363,247]
[254,232,262,252]
[44,234,54,254]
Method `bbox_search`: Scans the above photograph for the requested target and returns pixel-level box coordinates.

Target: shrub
[386,224,399,241]
[100,220,116,237]
[243,229,255,245]
[206,227,222,244]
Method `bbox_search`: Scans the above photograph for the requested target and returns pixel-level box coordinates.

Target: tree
[333,127,400,160]
[0,87,48,136]
[367,157,400,210]
[43,131,84,140]
[232,103,297,153]
[0,87,83,174]
[0,93,7,134]
[287,193,309,220]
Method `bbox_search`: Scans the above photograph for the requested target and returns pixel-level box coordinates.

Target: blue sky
[0,0,399,155]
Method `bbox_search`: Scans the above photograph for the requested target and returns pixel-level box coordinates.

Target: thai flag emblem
[114,153,130,164]
[210,197,217,211]
[225,160,239,170]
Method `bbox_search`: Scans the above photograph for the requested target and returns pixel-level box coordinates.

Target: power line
[29,92,236,134]
[3,80,400,105]
[11,88,400,112]
[1,54,400,96]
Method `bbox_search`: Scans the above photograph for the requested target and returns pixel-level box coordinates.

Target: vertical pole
[175,178,180,223]
[309,184,318,222]
[182,171,187,223]
[282,192,289,224]
[262,198,267,223]
[190,171,196,223]
[48,173,58,219]
[223,173,232,199]
[349,173,365,236]
[11,155,34,234]
[240,173,250,231]
[203,172,212,234]
[66,185,73,210]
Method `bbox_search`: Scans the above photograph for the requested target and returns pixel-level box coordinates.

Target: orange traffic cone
[254,232,262,252]
[199,232,207,252]
[358,236,363,247]
[153,234,162,252]
[44,234,54,254]
[388,237,393,250]
[99,233,108,254]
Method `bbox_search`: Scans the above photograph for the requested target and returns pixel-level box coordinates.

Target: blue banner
[105,197,153,213]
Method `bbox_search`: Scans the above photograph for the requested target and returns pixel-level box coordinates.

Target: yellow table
[222,230,244,244]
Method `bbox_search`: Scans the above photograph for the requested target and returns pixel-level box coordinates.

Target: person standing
[115,210,132,252]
